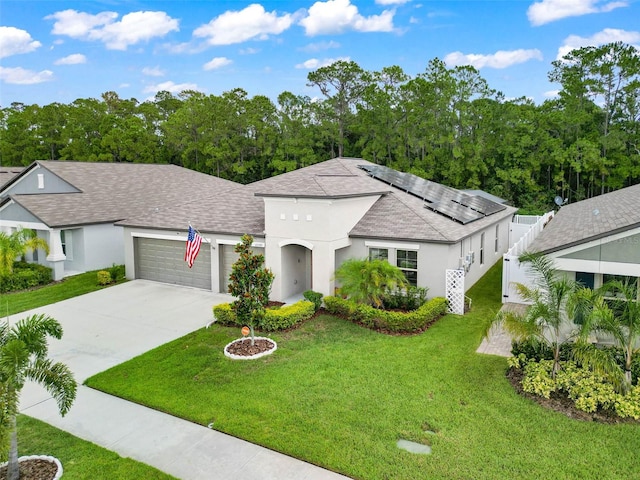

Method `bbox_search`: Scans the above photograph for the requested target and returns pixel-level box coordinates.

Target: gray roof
[119,157,517,243]
[0,166,25,188]
[2,161,239,228]
[530,182,640,254]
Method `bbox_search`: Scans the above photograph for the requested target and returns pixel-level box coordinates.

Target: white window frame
[396,249,418,286]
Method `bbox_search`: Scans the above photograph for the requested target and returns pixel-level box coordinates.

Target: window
[602,274,638,299]
[61,230,73,260]
[494,224,499,253]
[480,233,485,265]
[37,173,44,189]
[397,250,417,286]
[369,248,388,261]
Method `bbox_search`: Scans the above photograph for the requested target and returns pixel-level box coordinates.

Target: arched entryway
[279,242,312,301]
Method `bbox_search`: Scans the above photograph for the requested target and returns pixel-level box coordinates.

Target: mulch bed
[506,367,639,424]
[0,459,58,480]
[226,338,275,357]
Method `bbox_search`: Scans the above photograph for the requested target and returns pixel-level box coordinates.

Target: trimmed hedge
[0,262,52,293]
[324,296,448,333]
[213,300,316,331]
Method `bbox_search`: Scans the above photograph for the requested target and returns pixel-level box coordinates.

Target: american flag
[185,225,203,268]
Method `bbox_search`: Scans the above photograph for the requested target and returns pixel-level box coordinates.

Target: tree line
[1,42,638,213]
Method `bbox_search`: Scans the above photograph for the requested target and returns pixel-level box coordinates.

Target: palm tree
[0,227,50,275]
[334,258,408,308]
[0,313,76,480]
[491,252,579,378]
[571,279,640,394]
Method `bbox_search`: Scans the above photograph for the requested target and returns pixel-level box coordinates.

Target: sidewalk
[18,281,350,480]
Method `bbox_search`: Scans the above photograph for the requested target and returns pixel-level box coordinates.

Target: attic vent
[37,174,44,189]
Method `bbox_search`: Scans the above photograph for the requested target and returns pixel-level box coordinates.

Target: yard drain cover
[397,439,431,455]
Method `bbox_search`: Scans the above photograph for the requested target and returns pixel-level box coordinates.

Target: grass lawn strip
[0,269,123,317]
[86,263,639,480]
[17,405,176,479]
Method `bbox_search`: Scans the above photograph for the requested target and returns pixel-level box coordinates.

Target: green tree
[0,314,77,480]
[334,258,408,308]
[571,279,640,393]
[228,234,274,345]
[0,228,50,275]
[491,253,579,378]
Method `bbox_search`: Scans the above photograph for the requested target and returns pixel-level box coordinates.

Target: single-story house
[0,161,239,280]
[117,157,517,303]
[526,182,640,296]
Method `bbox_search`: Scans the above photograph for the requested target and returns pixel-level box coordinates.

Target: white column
[47,228,67,280]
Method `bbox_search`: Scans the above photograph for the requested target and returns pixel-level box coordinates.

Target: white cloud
[299,0,395,36]
[0,26,42,58]
[527,0,628,26]
[54,53,86,65]
[295,56,350,69]
[143,80,202,95]
[203,57,232,70]
[544,90,560,98]
[46,9,179,50]
[142,66,165,76]
[376,0,411,4]
[0,66,54,84]
[556,28,640,59]
[300,40,340,52]
[444,49,543,69]
[194,4,293,45]
[240,47,259,54]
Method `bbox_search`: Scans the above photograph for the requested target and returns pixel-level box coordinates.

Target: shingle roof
[3,161,239,228]
[118,157,517,243]
[530,182,640,254]
[0,167,25,188]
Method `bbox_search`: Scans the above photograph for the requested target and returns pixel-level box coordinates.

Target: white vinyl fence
[502,212,555,304]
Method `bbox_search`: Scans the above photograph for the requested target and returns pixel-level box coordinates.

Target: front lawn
[16,416,176,479]
[0,269,125,316]
[86,263,639,480]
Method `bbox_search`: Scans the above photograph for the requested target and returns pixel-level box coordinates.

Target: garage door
[135,237,211,290]
[220,244,264,294]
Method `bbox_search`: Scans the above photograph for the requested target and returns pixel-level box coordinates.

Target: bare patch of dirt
[506,368,639,424]
[226,338,275,357]
[0,459,58,480]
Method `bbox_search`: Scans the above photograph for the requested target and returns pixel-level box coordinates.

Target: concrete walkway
[476,303,525,357]
[18,280,349,480]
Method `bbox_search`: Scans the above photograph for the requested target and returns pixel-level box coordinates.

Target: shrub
[303,290,323,312]
[213,300,315,331]
[0,262,52,293]
[324,295,447,333]
[108,264,124,282]
[261,301,315,331]
[97,270,111,286]
[382,286,428,311]
[511,339,572,363]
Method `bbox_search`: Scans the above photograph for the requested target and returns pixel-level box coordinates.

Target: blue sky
[1,0,639,106]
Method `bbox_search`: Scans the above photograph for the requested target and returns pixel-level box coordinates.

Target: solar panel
[359,164,505,224]
[426,201,483,224]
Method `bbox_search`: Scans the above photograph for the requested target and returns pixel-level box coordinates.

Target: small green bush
[0,262,52,293]
[108,264,124,282]
[511,339,572,363]
[303,290,323,312]
[97,270,112,286]
[324,295,447,333]
[382,286,429,311]
[213,300,315,331]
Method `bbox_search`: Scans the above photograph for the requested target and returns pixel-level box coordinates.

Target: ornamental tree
[228,234,274,345]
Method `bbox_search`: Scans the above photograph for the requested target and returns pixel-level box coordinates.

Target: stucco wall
[2,165,78,195]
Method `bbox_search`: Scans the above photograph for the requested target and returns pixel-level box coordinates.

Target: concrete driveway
[18,280,349,480]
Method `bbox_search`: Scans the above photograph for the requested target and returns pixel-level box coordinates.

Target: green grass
[0,270,125,316]
[86,263,639,480]
[16,416,176,479]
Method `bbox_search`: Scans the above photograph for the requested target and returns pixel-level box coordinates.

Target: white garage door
[135,237,211,290]
[219,244,265,294]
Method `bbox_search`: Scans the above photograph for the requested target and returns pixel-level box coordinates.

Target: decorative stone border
[223,337,278,360]
[0,455,63,479]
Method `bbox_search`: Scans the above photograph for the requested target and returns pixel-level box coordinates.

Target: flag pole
[188,221,213,247]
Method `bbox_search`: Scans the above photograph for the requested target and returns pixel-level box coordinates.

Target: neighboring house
[0,167,25,186]
[523,183,640,298]
[0,161,239,280]
[118,158,517,302]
